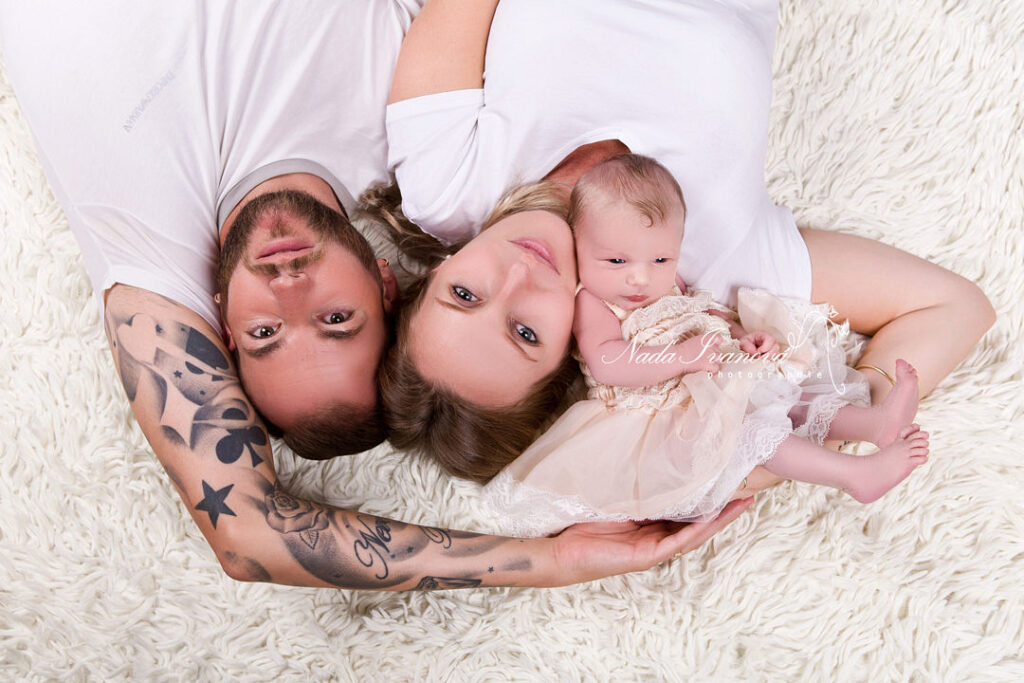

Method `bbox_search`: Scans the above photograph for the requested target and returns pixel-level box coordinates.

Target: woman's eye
[324,311,351,324]
[608,258,626,264]
[452,285,479,302]
[514,322,538,345]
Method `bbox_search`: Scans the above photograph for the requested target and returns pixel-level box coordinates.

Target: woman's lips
[512,239,559,273]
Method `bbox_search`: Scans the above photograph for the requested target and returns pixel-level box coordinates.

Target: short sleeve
[386,88,513,245]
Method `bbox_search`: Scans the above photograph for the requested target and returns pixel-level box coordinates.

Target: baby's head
[568,154,686,311]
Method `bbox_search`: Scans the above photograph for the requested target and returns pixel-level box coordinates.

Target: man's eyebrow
[242,338,283,360]
[318,320,365,341]
[241,320,366,360]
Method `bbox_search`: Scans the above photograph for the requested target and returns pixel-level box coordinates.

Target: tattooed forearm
[259,486,537,589]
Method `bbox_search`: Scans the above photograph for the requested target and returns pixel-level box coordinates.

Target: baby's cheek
[653,270,678,298]
[576,260,601,292]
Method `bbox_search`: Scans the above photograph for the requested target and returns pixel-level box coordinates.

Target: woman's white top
[387,0,810,306]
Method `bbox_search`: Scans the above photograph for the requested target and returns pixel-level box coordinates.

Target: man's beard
[216,189,379,304]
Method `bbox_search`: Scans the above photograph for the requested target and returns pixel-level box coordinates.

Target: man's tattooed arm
[101,285,555,590]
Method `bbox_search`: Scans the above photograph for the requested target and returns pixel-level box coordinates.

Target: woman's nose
[498,261,530,298]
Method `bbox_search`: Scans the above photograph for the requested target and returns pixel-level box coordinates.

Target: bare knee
[945,275,996,339]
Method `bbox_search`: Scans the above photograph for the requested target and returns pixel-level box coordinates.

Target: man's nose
[268,269,310,295]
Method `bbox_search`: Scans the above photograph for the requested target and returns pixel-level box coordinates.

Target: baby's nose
[627,267,649,286]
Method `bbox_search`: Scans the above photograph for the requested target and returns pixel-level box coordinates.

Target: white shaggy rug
[2,1,1022,680]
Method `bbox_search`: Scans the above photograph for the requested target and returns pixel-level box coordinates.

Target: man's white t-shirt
[1,0,424,330]
[387,0,810,307]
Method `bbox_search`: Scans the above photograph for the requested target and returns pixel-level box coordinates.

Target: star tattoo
[195,481,237,529]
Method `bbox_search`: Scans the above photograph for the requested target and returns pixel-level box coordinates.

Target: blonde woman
[378,0,992,488]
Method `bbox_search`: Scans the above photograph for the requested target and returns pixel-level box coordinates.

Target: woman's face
[410,210,578,406]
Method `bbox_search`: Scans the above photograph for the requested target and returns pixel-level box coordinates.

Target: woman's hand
[540,498,753,586]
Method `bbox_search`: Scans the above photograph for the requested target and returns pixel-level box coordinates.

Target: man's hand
[739,331,779,358]
[543,498,753,586]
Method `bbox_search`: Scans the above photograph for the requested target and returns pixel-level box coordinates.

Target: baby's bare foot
[874,359,920,447]
[844,424,929,504]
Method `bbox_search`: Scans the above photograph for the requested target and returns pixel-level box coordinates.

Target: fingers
[661,497,752,560]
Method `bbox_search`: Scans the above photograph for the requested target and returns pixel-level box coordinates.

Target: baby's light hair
[568,153,686,230]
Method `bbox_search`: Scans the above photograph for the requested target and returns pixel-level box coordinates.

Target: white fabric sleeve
[386,88,513,246]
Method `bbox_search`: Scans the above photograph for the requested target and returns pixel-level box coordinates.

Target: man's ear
[222,324,237,352]
[378,258,399,314]
[215,292,236,351]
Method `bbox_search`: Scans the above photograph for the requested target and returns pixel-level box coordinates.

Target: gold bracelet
[855,364,896,387]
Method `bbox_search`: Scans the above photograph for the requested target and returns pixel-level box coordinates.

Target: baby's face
[574,198,684,311]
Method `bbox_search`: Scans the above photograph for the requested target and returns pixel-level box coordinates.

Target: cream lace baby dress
[484,288,869,537]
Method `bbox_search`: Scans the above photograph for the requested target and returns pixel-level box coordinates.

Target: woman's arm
[105,284,743,589]
[389,0,500,104]
[800,228,995,402]
[575,289,721,388]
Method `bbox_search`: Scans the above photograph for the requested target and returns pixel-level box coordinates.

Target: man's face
[218,191,393,431]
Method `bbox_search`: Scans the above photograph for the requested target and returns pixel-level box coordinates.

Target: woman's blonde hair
[363,181,581,483]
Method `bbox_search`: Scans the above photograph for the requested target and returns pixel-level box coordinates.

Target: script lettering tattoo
[415,576,483,591]
[419,526,453,548]
[352,515,395,580]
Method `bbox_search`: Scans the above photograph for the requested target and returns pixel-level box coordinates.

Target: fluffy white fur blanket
[1,1,1021,680]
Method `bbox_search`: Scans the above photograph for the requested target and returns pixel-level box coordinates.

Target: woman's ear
[378,258,400,314]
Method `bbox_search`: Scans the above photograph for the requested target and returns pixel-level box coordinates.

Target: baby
[485,154,928,537]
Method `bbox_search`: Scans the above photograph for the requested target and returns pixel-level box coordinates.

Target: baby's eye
[452,285,479,302]
[249,324,279,339]
[323,311,352,325]
[654,257,670,264]
[607,258,626,265]
[514,322,539,345]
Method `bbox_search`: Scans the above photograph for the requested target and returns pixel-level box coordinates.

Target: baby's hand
[739,331,779,358]
[676,334,722,374]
